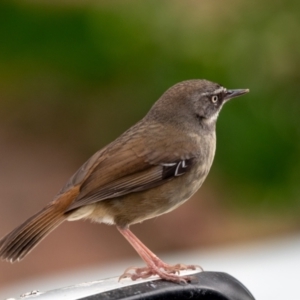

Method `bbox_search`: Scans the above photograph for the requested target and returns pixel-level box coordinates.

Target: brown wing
[61,121,198,212]
[66,159,194,211]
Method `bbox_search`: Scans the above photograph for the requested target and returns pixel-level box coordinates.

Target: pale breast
[154,131,216,215]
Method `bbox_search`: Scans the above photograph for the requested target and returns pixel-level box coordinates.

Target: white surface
[5,270,200,300]
[2,234,300,300]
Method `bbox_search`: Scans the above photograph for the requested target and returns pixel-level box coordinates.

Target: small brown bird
[0,80,249,283]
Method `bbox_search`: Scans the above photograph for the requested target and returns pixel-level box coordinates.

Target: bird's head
[148,79,249,130]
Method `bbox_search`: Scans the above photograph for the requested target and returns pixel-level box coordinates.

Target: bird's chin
[203,112,219,125]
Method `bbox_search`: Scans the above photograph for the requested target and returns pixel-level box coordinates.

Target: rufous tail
[0,185,80,262]
[0,204,66,262]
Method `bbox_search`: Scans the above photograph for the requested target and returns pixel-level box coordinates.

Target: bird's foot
[119,263,202,283]
[117,227,202,283]
[154,262,202,274]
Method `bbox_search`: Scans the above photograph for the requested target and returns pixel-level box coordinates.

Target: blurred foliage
[0,0,299,213]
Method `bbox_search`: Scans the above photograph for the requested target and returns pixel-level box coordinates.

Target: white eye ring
[211,95,218,103]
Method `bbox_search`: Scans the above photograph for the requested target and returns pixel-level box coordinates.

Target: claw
[119,263,201,283]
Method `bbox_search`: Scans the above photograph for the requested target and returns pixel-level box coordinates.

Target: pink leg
[117,227,201,283]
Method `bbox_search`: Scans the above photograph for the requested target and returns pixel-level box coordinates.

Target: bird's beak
[224,89,250,102]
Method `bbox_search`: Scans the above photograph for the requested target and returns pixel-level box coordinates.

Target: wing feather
[62,121,198,212]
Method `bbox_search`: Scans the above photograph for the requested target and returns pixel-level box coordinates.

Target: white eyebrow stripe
[213,86,226,94]
[201,86,226,96]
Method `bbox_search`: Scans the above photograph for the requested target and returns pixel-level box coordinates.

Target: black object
[79,271,255,300]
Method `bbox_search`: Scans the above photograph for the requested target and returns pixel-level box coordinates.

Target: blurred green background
[0,0,299,293]
[1,0,299,211]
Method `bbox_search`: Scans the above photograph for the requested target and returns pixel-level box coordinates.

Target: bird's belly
[90,142,215,227]
[89,159,214,227]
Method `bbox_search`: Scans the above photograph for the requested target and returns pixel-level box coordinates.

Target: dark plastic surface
[78,271,255,300]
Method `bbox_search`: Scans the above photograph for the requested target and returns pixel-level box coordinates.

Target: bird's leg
[123,228,200,273]
[117,227,201,283]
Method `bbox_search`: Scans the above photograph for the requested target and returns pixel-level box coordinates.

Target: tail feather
[8,212,62,261]
[18,217,64,261]
[3,208,55,254]
[0,205,66,262]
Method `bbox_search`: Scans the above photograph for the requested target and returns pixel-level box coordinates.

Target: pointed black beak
[224,88,250,102]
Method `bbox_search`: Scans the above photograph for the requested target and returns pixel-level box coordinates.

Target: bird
[0,79,249,283]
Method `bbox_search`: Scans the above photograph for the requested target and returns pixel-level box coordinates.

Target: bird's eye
[211,95,218,103]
